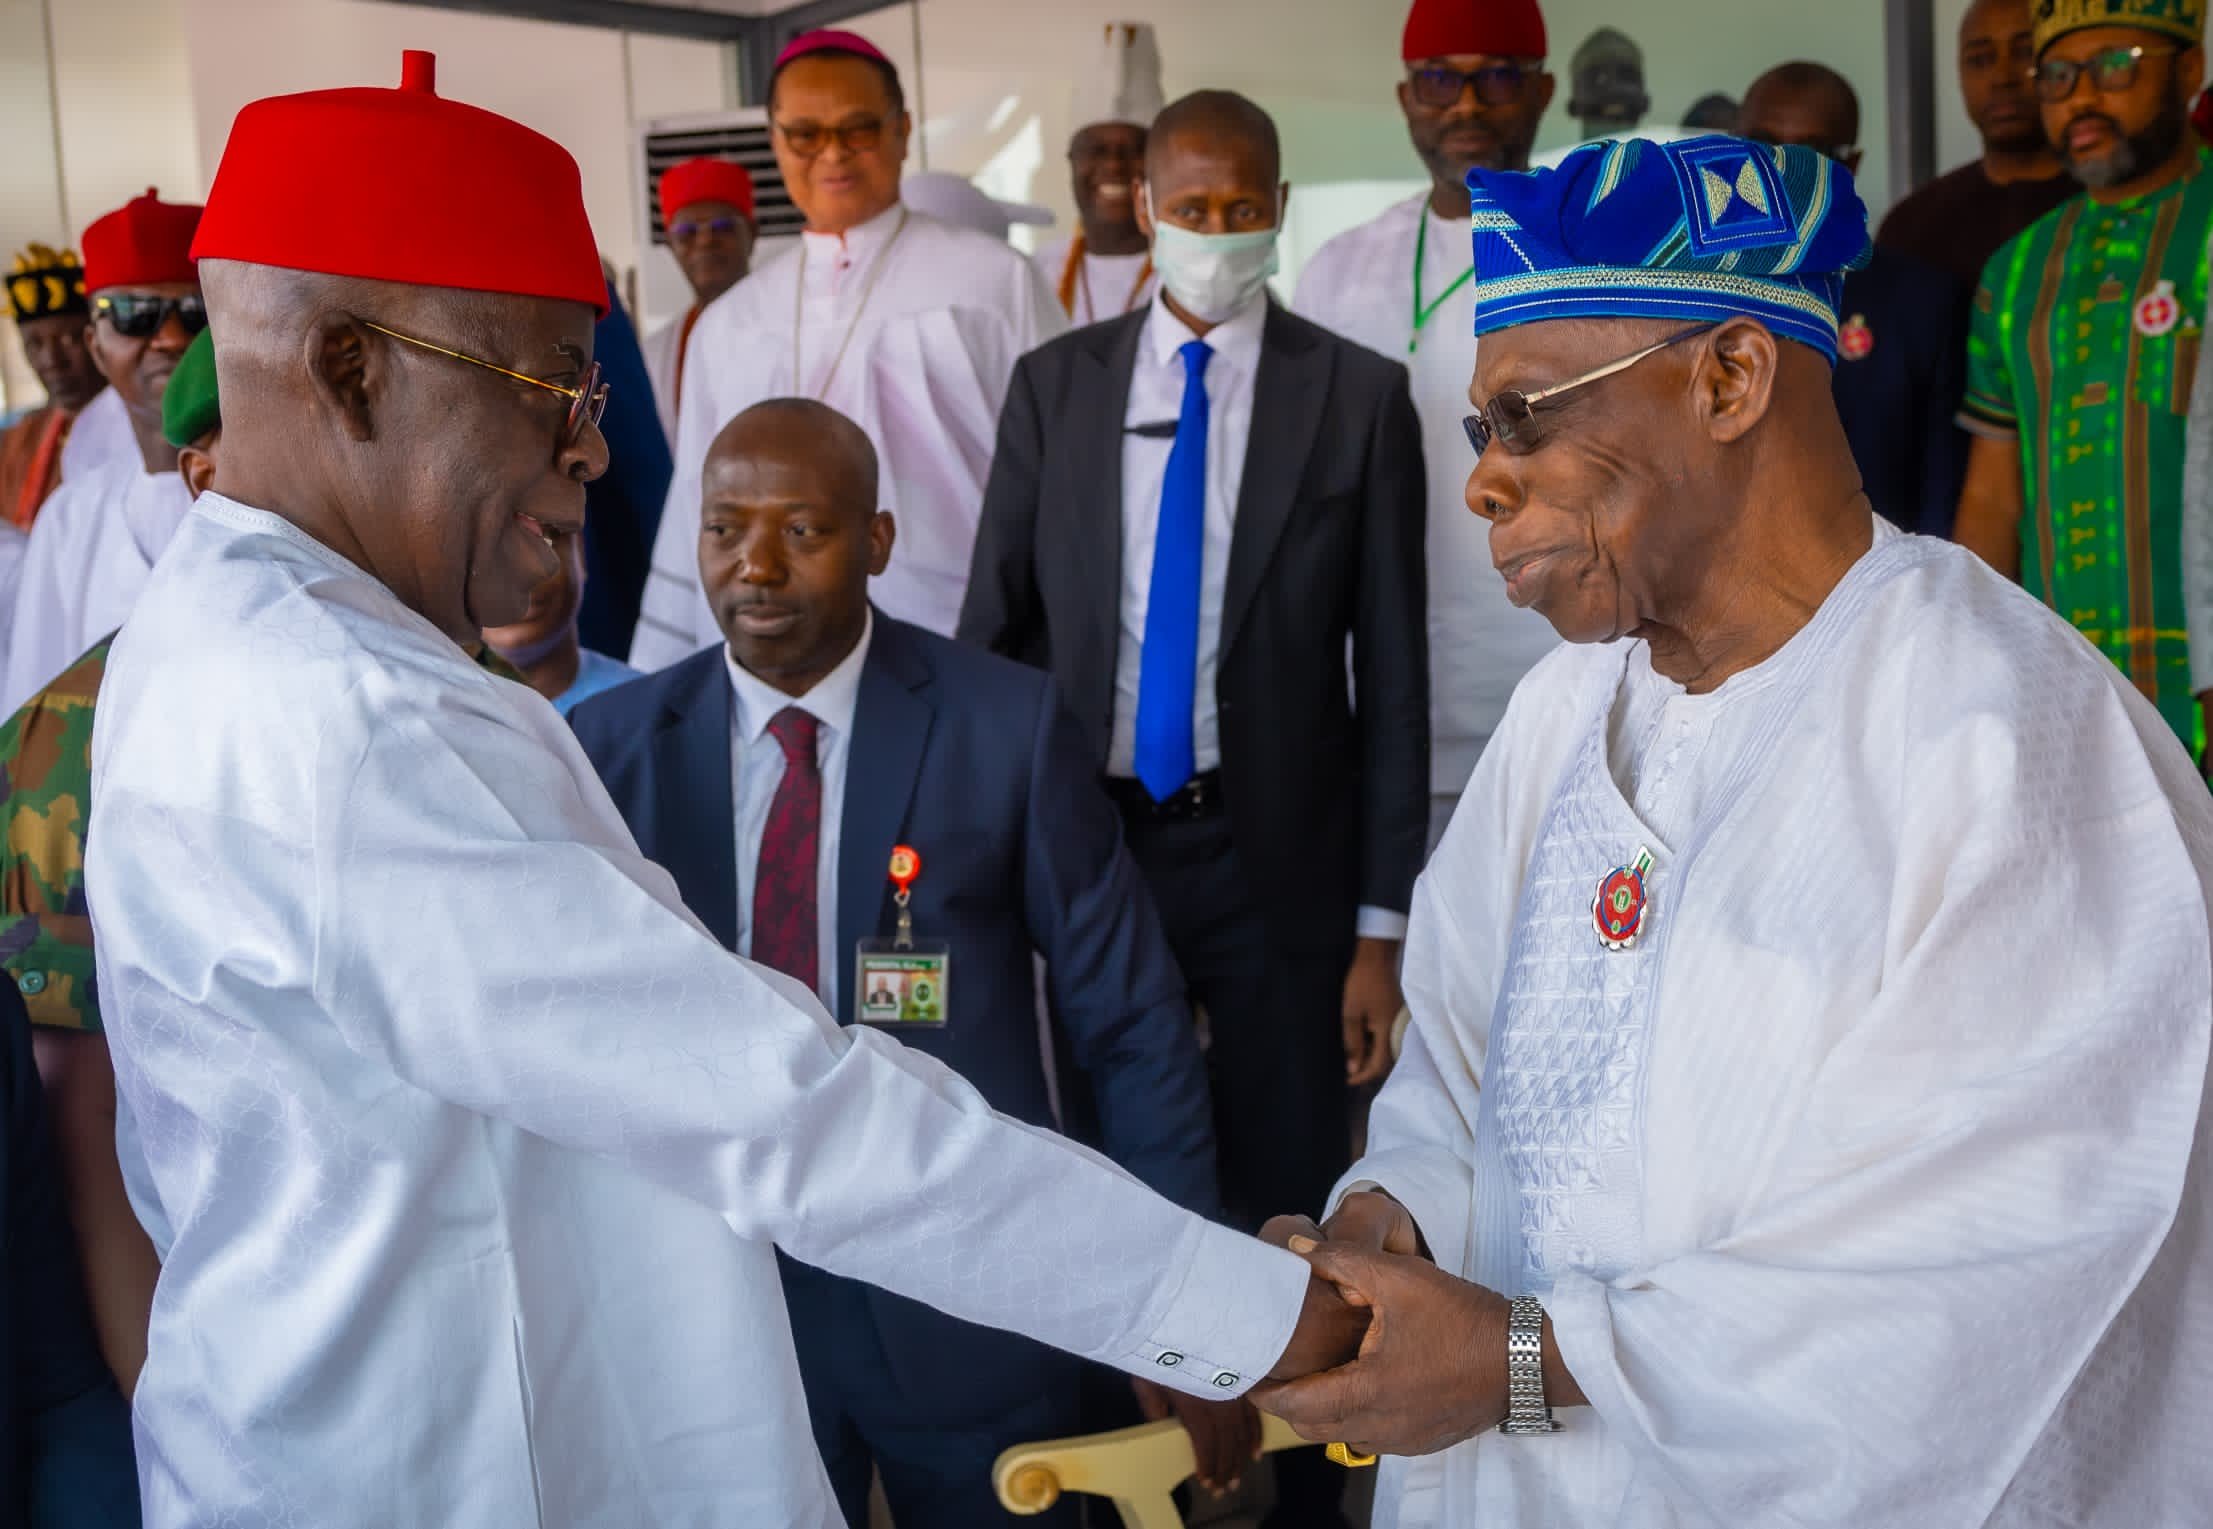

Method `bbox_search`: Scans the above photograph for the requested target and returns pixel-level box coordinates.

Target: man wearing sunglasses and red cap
[84,51,1363,1528]
[642,155,757,444]
[1295,0,1560,852]
[2,189,202,714]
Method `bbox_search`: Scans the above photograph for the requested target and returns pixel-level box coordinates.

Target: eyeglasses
[94,293,208,340]
[1407,62,1537,110]
[1463,324,1714,458]
[361,321,608,450]
[774,115,886,158]
[668,215,745,242]
[2032,44,2182,102]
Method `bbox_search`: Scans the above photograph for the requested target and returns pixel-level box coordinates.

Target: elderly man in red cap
[2,190,202,713]
[1295,0,1558,852]
[632,29,1066,665]
[85,50,1361,1528]
[641,155,757,443]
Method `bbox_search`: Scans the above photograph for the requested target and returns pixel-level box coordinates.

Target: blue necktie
[1134,339,1211,802]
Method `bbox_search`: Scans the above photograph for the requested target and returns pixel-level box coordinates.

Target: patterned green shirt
[0,636,530,1034]
[1963,151,2213,751]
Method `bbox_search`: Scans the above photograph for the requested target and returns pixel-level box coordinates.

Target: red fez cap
[82,189,203,294]
[660,157,757,222]
[774,28,893,72]
[1402,0,1548,62]
[192,50,607,316]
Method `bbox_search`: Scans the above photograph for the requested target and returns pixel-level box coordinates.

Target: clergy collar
[800,200,905,259]
[724,606,873,744]
[1143,282,1267,370]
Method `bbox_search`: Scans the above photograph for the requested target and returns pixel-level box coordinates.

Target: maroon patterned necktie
[752,706,821,995]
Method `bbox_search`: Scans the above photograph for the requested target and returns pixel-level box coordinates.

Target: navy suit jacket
[571,614,1219,1418]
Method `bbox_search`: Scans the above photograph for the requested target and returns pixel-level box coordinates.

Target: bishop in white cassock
[1033,22,1163,326]
[93,54,1350,1529]
[633,31,1063,666]
[1295,0,1561,847]
[1253,136,2213,1528]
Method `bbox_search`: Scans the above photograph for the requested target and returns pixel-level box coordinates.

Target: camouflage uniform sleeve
[0,639,111,1034]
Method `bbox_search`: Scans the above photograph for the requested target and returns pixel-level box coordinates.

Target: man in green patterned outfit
[1956,0,2211,755]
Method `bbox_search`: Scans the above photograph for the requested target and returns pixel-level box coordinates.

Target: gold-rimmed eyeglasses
[361,320,608,449]
[1463,323,1715,458]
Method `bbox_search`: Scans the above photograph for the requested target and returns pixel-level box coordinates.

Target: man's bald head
[1147,90,1281,186]
[198,256,607,647]
[698,397,892,695]
[1739,62,1862,170]
[708,397,879,521]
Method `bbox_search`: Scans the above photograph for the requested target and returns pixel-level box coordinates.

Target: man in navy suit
[571,399,1257,1528]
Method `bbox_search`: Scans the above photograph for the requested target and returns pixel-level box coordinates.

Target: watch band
[1498,1293,1563,1435]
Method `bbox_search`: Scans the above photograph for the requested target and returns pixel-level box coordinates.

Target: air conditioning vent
[642,110,799,242]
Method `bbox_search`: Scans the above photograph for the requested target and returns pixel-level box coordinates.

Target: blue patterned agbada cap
[1468,135,1873,364]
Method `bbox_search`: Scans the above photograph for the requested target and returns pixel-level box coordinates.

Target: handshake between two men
[1143,1190,1588,1494]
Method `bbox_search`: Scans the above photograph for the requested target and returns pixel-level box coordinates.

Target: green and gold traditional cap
[2033,0,2205,56]
[5,243,89,321]
[161,327,219,448]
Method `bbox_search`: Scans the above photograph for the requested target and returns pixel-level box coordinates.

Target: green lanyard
[1410,210,1475,356]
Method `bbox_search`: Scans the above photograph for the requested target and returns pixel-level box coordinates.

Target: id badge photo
[854,844,949,1030]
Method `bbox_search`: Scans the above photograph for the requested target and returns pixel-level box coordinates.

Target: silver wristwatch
[1498,1293,1563,1435]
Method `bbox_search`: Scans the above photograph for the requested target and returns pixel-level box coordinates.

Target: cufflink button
[17,971,45,996]
[1157,1352,1182,1368]
[1213,1372,1238,1389]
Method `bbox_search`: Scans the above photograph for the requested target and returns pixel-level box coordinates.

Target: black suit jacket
[959,300,1430,944]
[1832,244,1970,539]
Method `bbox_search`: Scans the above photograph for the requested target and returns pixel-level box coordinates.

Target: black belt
[1106,770,1224,822]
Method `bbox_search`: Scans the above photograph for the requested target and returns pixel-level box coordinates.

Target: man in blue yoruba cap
[1250,135,2213,1526]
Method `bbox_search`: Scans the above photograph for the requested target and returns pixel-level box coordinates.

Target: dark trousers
[1118,807,1353,1526]
[782,1260,1081,1529]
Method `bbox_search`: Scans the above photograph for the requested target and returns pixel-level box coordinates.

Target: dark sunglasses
[1463,324,1714,458]
[94,293,208,340]
[774,115,886,158]
[2033,44,2182,102]
[1407,61,1536,110]
[669,215,745,241]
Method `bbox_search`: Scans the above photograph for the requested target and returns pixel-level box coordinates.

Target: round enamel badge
[2136,280,2181,338]
[1838,313,1874,361]
[1592,847,1656,952]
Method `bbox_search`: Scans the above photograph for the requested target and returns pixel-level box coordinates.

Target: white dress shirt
[725,611,871,1017]
[92,495,1312,1528]
[1113,289,1405,942]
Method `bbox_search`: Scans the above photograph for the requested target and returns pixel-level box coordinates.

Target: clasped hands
[1250,1190,1519,1460]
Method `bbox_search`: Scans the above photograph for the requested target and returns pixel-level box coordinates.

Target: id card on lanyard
[854,844,949,1029]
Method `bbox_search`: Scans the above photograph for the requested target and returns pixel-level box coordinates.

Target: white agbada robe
[0,522,25,691]
[1,461,190,711]
[1295,194,1558,846]
[56,385,133,482]
[634,205,1066,667]
[1031,235,1157,326]
[1340,524,2213,1527]
[90,492,1309,1529]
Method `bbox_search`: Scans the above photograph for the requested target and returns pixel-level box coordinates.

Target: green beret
[161,327,219,448]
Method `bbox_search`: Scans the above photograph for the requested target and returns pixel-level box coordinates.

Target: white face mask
[1143,185,1283,323]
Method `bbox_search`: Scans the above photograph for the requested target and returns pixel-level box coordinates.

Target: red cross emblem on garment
[1838,313,1874,361]
[2136,280,2181,338]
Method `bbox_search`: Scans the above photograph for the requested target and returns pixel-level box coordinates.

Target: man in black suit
[573,400,1264,1526]
[1740,63,1969,537]
[959,88,1429,1529]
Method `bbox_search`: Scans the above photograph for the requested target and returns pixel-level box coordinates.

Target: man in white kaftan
[1033,22,1163,326]
[634,32,1064,665]
[90,53,1355,1529]
[55,385,132,483]
[1295,0,1559,846]
[1253,133,2213,1528]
